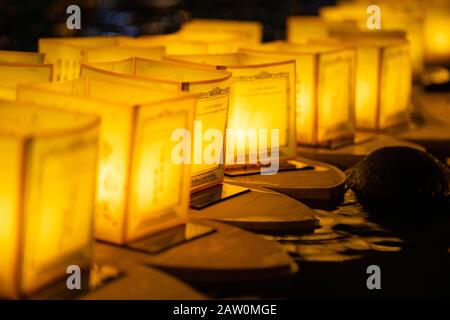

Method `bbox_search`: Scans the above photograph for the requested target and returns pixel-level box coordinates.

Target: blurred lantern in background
[311,36,412,131]
[287,16,357,44]
[81,58,232,193]
[164,52,297,165]
[241,42,356,147]
[38,36,166,82]
[0,61,52,100]
[17,78,196,244]
[0,101,99,298]
[180,19,263,45]
[0,50,44,64]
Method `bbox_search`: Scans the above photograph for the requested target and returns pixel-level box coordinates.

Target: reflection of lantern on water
[310,36,412,131]
[241,42,356,147]
[0,62,52,100]
[180,19,262,45]
[163,52,297,164]
[81,58,232,192]
[17,77,196,244]
[0,101,99,298]
[38,36,164,82]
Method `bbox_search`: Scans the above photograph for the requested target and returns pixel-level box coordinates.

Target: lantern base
[125,222,216,254]
[190,183,250,209]
[29,263,122,300]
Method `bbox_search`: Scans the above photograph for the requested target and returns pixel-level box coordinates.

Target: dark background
[0,0,336,51]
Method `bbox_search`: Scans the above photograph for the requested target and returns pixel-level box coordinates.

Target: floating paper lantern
[118,31,247,55]
[17,77,196,244]
[163,52,297,163]
[0,101,99,298]
[239,43,356,147]
[0,50,44,64]
[0,63,52,100]
[181,19,262,45]
[287,16,357,44]
[312,37,412,130]
[81,58,232,192]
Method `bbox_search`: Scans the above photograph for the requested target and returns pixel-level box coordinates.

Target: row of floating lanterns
[0,0,449,298]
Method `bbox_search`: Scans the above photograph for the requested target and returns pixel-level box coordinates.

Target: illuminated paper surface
[241,43,356,147]
[81,58,232,192]
[310,36,412,130]
[164,52,297,162]
[0,101,99,298]
[17,77,195,244]
[0,63,52,100]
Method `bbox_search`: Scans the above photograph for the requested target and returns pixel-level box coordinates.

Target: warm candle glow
[311,37,412,131]
[81,58,232,192]
[0,101,99,298]
[164,52,297,163]
[17,77,196,244]
[241,42,356,147]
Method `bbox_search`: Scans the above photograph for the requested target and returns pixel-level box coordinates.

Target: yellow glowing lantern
[240,42,356,147]
[287,16,357,44]
[82,45,165,63]
[118,31,247,55]
[0,50,44,64]
[181,19,262,45]
[423,2,450,64]
[319,3,425,76]
[0,63,52,100]
[312,37,412,131]
[17,77,196,244]
[163,52,297,163]
[81,58,232,192]
[0,101,99,298]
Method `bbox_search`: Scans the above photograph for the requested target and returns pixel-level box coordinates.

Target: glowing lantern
[0,63,52,100]
[287,16,357,44]
[39,36,164,82]
[0,101,99,298]
[319,3,425,76]
[163,52,297,163]
[118,31,247,55]
[81,58,232,192]
[312,37,412,130]
[240,43,356,147]
[17,77,196,244]
[423,3,450,64]
[0,50,44,64]
[181,19,262,45]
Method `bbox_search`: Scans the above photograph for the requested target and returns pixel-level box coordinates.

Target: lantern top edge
[164,52,296,70]
[0,100,100,140]
[245,41,356,55]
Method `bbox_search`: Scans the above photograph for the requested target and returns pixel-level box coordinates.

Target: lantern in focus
[181,19,262,45]
[82,46,165,64]
[287,16,357,44]
[240,42,356,147]
[0,101,99,298]
[0,50,44,64]
[81,58,232,192]
[164,52,297,163]
[312,37,412,131]
[17,77,196,244]
[0,62,52,100]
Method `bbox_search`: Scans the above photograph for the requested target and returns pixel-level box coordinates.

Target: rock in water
[346,147,449,217]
